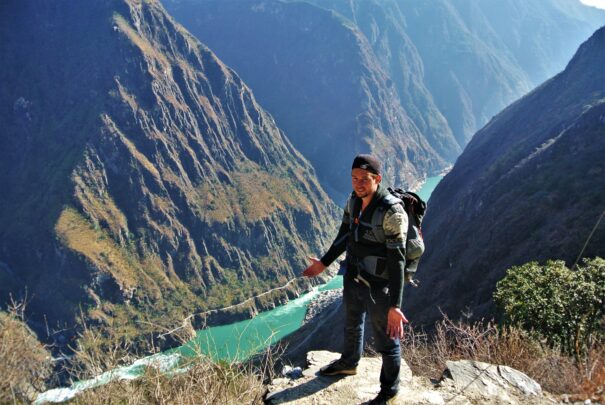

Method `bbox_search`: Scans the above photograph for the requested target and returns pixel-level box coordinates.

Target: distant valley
[0,0,603,351]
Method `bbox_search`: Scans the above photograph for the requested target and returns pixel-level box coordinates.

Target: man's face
[351,168,381,199]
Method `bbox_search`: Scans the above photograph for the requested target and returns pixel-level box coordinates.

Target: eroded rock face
[164,0,605,198]
[0,0,337,342]
[405,26,605,326]
[445,360,542,399]
[164,0,448,199]
[266,351,551,405]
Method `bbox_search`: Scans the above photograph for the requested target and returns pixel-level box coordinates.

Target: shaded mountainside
[308,0,605,147]
[304,0,527,151]
[300,0,461,163]
[165,0,604,188]
[0,0,337,343]
[449,0,605,84]
[404,26,605,326]
[164,0,446,199]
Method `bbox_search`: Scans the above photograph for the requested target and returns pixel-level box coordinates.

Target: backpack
[387,188,426,258]
[345,187,427,283]
[387,188,426,280]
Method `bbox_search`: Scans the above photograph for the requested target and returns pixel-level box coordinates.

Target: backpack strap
[371,193,402,228]
[347,192,360,230]
[362,193,402,245]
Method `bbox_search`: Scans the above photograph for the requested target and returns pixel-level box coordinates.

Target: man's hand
[302,257,326,277]
[386,307,409,339]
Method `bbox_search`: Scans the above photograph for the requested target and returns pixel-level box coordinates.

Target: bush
[494,257,605,357]
[0,300,52,403]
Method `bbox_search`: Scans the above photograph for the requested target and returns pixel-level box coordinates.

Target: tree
[494,258,605,357]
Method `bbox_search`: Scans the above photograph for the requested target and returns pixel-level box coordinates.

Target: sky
[580,0,605,10]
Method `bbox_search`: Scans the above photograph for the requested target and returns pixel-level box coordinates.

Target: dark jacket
[320,184,407,307]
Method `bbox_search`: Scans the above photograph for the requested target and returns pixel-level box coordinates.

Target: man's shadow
[265,372,347,404]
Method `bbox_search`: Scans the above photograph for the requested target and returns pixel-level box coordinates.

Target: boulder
[444,360,542,399]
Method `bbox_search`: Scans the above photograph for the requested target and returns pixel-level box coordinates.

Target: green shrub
[494,257,605,357]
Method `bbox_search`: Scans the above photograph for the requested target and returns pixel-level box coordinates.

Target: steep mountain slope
[318,0,605,146]
[0,0,336,343]
[450,0,605,84]
[164,0,446,199]
[300,0,461,163]
[165,0,604,169]
[405,26,605,325]
[392,0,531,147]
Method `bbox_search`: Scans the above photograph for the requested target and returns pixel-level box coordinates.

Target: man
[303,154,409,405]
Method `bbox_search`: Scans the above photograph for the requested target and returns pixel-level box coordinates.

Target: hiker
[303,154,409,405]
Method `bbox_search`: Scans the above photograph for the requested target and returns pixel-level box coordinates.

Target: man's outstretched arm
[303,198,351,277]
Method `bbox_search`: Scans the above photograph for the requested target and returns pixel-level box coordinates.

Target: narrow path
[159,276,308,337]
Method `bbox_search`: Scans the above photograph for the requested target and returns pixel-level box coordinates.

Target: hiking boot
[318,359,357,376]
[368,391,398,404]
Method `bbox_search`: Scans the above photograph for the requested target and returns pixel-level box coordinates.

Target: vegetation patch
[494,257,605,357]
[0,301,52,404]
[55,207,140,291]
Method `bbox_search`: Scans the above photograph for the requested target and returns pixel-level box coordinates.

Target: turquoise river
[182,174,444,362]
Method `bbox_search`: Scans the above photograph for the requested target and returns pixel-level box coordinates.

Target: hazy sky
[580,0,605,10]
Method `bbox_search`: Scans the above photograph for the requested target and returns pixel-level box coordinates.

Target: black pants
[340,275,401,395]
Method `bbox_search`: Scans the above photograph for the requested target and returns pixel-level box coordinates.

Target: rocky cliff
[267,350,550,404]
[164,0,447,199]
[299,0,605,147]
[165,0,604,196]
[390,0,605,146]
[404,25,605,326]
[0,0,337,344]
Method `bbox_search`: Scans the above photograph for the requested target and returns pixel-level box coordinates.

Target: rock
[266,350,413,404]
[444,360,542,399]
[419,391,445,404]
[266,351,555,405]
[282,366,303,380]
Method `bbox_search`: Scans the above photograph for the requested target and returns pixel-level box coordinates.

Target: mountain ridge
[404,25,605,325]
[0,0,337,345]
[164,0,448,199]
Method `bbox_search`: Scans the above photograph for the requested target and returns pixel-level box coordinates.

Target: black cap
[352,154,381,175]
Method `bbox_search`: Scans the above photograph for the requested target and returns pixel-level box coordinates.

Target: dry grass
[0,299,52,404]
[54,207,140,290]
[402,315,603,397]
[67,357,266,405]
[572,345,605,403]
[56,318,269,405]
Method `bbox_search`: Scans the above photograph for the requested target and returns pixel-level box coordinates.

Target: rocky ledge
[266,350,555,405]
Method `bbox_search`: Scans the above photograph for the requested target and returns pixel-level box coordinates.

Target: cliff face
[165,0,604,192]
[0,0,337,341]
[164,0,447,199]
[300,0,461,164]
[311,0,605,147]
[405,26,605,325]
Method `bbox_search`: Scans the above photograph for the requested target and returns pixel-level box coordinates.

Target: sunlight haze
[580,0,605,10]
